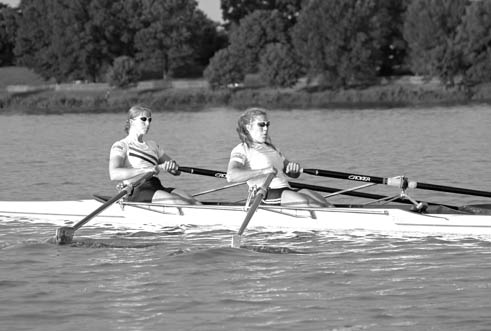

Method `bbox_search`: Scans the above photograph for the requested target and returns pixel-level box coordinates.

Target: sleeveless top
[229,142,291,189]
[110,137,165,184]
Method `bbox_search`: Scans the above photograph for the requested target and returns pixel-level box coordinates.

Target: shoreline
[2,79,491,113]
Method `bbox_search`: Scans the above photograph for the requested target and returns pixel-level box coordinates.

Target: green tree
[107,55,140,87]
[292,0,392,89]
[454,1,491,87]
[378,0,412,76]
[403,0,469,85]
[203,47,244,89]
[228,9,290,74]
[221,0,302,27]
[0,4,18,66]
[134,0,201,79]
[14,0,141,82]
[177,9,225,77]
[14,0,53,79]
[259,43,302,87]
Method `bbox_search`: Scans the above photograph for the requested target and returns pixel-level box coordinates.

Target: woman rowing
[226,107,331,207]
[109,104,198,204]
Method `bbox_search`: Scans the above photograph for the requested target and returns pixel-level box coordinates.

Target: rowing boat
[2,195,491,236]
[2,166,491,241]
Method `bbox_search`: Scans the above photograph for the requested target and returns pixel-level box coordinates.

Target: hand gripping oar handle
[302,168,491,198]
[55,172,154,245]
[231,173,275,248]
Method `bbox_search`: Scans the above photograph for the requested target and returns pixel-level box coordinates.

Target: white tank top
[229,142,291,189]
[110,137,165,183]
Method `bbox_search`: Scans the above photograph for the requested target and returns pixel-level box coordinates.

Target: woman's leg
[152,189,200,205]
[280,189,331,207]
[298,189,333,207]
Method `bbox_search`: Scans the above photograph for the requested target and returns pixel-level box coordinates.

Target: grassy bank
[1,66,490,113]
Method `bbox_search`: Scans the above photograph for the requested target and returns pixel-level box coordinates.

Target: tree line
[1,0,491,90]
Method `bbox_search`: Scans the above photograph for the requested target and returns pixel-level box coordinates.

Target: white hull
[2,199,491,238]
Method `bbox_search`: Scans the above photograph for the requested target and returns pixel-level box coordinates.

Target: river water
[1,105,491,330]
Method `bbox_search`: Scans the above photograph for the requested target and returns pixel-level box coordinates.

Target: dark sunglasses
[139,116,152,123]
[257,121,270,128]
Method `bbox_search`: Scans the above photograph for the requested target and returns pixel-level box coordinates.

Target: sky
[0,0,223,22]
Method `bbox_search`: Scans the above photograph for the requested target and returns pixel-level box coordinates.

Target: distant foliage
[454,1,491,87]
[228,10,290,74]
[203,48,244,89]
[0,5,17,66]
[106,56,140,88]
[11,0,222,83]
[292,0,392,89]
[259,43,302,88]
[403,0,469,85]
[221,0,302,27]
[378,0,412,76]
[13,0,52,80]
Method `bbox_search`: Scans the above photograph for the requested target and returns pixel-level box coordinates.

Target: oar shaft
[72,173,153,230]
[302,168,392,185]
[237,173,275,235]
[409,181,491,198]
[72,189,129,230]
[178,166,455,207]
[303,168,491,198]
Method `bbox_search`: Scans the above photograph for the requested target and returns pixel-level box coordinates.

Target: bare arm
[226,159,276,183]
[109,153,155,181]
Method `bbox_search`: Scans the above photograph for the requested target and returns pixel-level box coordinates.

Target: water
[2,105,491,330]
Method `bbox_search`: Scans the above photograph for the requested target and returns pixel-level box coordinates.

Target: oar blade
[54,172,154,245]
[231,234,241,248]
[55,226,75,245]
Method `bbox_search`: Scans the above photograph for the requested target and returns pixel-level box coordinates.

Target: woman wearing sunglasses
[109,104,198,204]
[226,107,331,207]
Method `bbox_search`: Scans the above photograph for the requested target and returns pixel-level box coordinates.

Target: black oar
[302,168,398,185]
[55,172,154,245]
[178,166,227,179]
[302,168,491,198]
[231,173,275,248]
[178,166,456,208]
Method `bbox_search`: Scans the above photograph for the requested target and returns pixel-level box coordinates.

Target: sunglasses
[138,116,152,123]
[257,121,270,128]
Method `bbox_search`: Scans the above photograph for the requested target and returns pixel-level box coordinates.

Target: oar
[231,173,275,248]
[55,172,154,245]
[302,168,491,198]
[178,166,457,208]
[178,166,227,179]
[288,181,457,209]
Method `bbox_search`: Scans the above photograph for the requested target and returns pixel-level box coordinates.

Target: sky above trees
[0,0,223,22]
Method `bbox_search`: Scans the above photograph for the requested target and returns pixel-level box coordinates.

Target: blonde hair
[124,104,152,133]
[236,107,275,148]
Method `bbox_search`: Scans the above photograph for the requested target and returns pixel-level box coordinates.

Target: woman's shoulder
[231,142,248,153]
[110,138,129,155]
[145,140,160,150]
